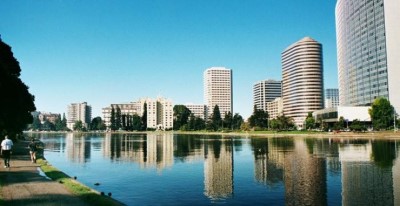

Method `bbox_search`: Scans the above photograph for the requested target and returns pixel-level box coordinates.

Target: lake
[25,133,400,206]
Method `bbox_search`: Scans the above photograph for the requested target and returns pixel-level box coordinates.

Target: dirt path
[0,141,88,206]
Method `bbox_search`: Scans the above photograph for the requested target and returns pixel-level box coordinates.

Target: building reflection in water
[41,132,400,205]
[252,137,327,205]
[66,133,91,163]
[340,140,395,206]
[103,133,174,172]
[203,138,234,200]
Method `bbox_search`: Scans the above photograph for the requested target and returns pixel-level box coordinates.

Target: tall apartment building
[185,104,207,120]
[325,88,339,109]
[102,97,173,130]
[336,0,400,111]
[67,102,92,130]
[102,101,144,128]
[146,97,173,130]
[253,79,282,111]
[282,37,324,128]
[204,67,233,119]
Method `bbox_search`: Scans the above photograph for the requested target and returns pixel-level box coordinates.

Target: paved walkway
[0,140,88,206]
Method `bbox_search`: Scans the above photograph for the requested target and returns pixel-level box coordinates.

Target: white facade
[266,97,283,120]
[67,102,92,130]
[282,37,324,128]
[204,67,233,119]
[312,106,371,123]
[146,97,173,130]
[336,0,400,112]
[253,79,282,111]
[102,101,144,128]
[185,104,207,120]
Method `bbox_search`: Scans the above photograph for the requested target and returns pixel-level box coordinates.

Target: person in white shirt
[1,135,13,168]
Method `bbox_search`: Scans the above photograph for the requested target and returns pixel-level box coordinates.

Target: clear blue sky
[1,0,338,119]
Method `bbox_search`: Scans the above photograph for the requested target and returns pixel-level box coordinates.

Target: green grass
[38,159,123,206]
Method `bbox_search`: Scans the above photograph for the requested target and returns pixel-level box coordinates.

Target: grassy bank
[37,159,124,206]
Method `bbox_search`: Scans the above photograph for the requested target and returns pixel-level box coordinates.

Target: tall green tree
[223,111,233,129]
[369,97,394,130]
[248,106,269,129]
[54,114,66,131]
[210,105,222,131]
[141,102,147,131]
[0,39,36,139]
[131,114,142,131]
[61,113,67,130]
[305,112,316,130]
[173,105,191,130]
[110,107,116,131]
[116,107,122,130]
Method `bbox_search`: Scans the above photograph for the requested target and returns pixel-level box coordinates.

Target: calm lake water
[25,133,400,206]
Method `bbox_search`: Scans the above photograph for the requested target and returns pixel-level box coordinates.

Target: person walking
[29,138,38,163]
[1,135,13,168]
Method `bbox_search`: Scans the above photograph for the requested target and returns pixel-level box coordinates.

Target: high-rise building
[67,102,92,130]
[336,0,400,111]
[204,67,233,119]
[253,79,282,111]
[146,97,173,130]
[325,88,339,109]
[282,37,324,128]
[184,104,207,120]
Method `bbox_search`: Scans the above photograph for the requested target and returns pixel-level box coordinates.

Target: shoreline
[23,130,400,139]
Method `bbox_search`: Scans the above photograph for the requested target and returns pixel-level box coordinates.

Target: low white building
[312,106,371,124]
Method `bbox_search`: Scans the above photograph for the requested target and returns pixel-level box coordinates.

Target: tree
[42,120,55,131]
[0,39,36,140]
[173,105,191,130]
[116,107,122,130]
[232,113,244,130]
[349,119,366,132]
[141,102,147,131]
[73,120,84,131]
[223,111,233,130]
[275,115,295,131]
[131,114,142,131]
[369,97,394,130]
[110,107,116,131]
[90,117,105,131]
[54,114,66,131]
[333,116,345,130]
[248,106,269,129]
[30,116,41,131]
[305,112,315,130]
[210,105,222,131]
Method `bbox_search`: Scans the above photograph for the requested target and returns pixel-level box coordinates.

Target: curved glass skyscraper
[336,0,400,111]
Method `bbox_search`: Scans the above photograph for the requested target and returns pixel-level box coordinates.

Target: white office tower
[67,102,92,130]
[253,79,282,111]
[204,67,233,119]
[325,88,339,109]
[146,97,173,130]
[282,37,324,128]
[336,0,400,111]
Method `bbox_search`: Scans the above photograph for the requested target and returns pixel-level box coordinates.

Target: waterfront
[26,133,400,206]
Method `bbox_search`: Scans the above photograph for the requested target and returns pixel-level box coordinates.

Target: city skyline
[0,0,338,118]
